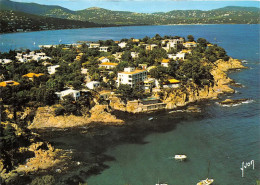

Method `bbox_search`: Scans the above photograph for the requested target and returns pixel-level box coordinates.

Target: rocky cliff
[109,58,246,111]
[29,104,123,129]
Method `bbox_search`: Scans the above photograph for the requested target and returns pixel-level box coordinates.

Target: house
[99,90,112,100]
[132,39,140,43]
[162,38,184,51]
[118,42,127,48]
[138,64,147,70]
[98,57,110,63]
[181,49,191,54]
[55,89,80,100]
[183,41,197,48]
[0,59,12,64]
[99,47,109,52]
[47,65,60,75]
[161,58,170,67]
[117,67,147,88]
[81,68,88,74]
[86,81,100,90]
[112,52,123,60]
[89,43,100,48]
[131,52,139,59]
[99,62,118,70]
[167,52,185,60]
[22,73,44,80]
[144,78,155,90]
[0,80,20,87]
[162,79,181,88]
[145,44,158,51]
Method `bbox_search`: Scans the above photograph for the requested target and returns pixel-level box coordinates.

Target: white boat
[148,117,154,121]
[196,178,214,185]
[156,184,168,185]
[174,155,187,161]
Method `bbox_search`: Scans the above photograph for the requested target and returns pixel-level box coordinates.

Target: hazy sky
[13,0,260,13]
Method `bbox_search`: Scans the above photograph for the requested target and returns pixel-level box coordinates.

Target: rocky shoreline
[28,58,246,129]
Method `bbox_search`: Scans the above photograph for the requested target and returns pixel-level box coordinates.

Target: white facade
[99,47,109,52]
[117,67,147,88]
[131,52,139,59]
[167,52,185,60]
[99,57,110,63]
[0,59,12,64]
[47,65,60,75]
[118,42,127,48]
[86,81,100,89]
[89,43,100,48]
[55,89,81,100]
[16,52,51,62]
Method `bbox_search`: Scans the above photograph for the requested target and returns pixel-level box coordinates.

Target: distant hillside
[0,0,259,25]
[0,10,108,33]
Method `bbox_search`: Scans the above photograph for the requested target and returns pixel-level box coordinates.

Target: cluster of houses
[1,37,203,106]
[16,51,51,63]
[0,51,52,65]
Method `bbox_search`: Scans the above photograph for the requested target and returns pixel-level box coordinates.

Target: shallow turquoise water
[2,25,259,185]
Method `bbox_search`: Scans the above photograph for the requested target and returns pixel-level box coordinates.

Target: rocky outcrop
[29,105,123,129]
[218,98,249,106]
[109,58,246,112]
[162,58,246,109]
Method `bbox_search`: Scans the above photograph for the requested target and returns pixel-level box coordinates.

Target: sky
[12,0,260,13]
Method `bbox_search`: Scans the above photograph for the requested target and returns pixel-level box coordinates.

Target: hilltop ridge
[0,0,259,25]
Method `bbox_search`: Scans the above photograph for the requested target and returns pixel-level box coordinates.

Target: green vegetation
[0,10,109,33]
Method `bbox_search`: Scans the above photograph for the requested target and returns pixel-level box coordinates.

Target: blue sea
[1,24,259,185]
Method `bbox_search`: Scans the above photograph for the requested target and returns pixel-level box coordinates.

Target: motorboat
[196,178,214,185]
[174,155,187,161]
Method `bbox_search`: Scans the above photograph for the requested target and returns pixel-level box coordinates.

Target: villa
[98,57,110,63]
[118,42,127,48]
[131,52,139,59]
[86,81,100,90]
[117,67,147,88]
[183,41,197,48]
[55,89,81,100]
[161,58,170,67]
[89,43,100,48]
[99,62,118,70]
[22,73,44,81]
[99,46,109,52]
[47,65,60,75]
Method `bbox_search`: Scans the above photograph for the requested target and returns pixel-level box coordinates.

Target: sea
[0,24,259,185]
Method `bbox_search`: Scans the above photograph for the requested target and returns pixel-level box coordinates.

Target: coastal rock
[218,98,250,106]
[29,105,123,129]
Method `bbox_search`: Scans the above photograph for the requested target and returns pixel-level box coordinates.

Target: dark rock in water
[219,98,249,105]
[229,81,244,88]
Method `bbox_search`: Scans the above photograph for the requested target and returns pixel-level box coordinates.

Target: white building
[86,81,100,90]
[117,67,147,88]
[131,52,139,59]
[55,89,81,100]
[47,65,60,75]
[89,43,100,48]
[118,42,127,48]
[99,47,109,52]
[183,42,197,48]
[98,57,110,63]
[161,59,170,67]
[167,52,185,60]
[99,62,118,70]
[0,59,12,64]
